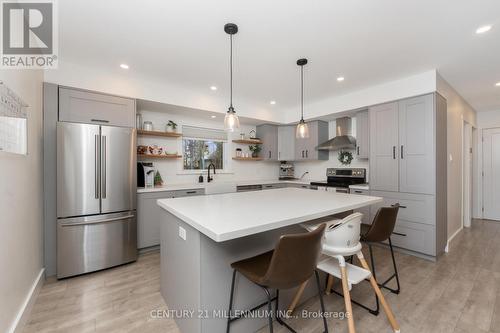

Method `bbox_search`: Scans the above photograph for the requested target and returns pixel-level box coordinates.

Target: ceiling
[59,0,500,113]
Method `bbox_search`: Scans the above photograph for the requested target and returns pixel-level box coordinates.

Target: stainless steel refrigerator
[56,122,137,278]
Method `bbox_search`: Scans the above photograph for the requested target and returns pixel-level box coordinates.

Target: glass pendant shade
[296,119,310,139]
[224,108,240,132]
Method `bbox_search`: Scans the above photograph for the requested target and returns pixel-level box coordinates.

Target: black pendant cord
[229,34,233,111]
[300,64,304,121]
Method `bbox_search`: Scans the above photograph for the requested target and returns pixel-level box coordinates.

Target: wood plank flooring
[24,219,500,333]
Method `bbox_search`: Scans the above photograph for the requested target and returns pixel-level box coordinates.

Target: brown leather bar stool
[331,204,400,316]
[226,224,328,333]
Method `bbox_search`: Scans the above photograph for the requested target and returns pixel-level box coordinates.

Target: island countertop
[157,187,382,242]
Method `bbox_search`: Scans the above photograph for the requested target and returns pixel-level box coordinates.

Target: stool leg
[388,238,401,294]
[340,265,356,333]
[325,274,334,295]
[356,252,400,333]
[226,270,236,333]
[368,245,380,314]
[264,287,274,333]
[287,280,308,315]
[315,270,329,333]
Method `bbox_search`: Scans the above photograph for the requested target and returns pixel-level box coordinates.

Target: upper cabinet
[256,124,278,160]
[369,94,435,195]
[294,120,329,161]
[277,126,295,161]
[59,87,136,128]
[355,111,369,159]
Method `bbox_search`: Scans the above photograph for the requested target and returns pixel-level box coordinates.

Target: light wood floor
[24,219,500,333]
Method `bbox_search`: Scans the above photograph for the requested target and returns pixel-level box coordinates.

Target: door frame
[462,121,473,228]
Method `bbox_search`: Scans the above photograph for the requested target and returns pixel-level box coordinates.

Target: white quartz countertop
[137,179,316,193]
[157,187,382,242]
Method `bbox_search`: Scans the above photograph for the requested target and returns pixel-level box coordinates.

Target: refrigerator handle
[60,214,135,227]
[95,134,100,199]
[102,135,107,199]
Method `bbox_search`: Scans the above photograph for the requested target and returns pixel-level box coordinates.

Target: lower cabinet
[137,189,204,249]
[350,189,371,225]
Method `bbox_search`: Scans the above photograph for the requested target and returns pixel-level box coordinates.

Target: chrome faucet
[207,163,216,182]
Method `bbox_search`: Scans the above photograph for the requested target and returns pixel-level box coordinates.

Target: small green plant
[249,145,262,157]
[167,120,177,129]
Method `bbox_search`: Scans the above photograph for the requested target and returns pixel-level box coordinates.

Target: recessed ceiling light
[270,100,276,105]
[337,76,345,82]
[476,25,492,34]
[210,115,217,118]
[120,63,129,69]
[496,82,500,87]
[210,86,217,91]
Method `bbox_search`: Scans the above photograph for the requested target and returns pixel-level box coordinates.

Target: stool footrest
[317,258,372,287]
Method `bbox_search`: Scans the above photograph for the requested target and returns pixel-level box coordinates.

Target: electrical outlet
[178,226,186,240]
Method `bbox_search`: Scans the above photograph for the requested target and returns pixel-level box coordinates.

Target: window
[182,126,227,171]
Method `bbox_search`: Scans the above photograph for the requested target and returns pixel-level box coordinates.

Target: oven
[311,168,366,193]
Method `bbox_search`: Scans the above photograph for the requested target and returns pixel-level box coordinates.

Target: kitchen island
[157,187,382,333]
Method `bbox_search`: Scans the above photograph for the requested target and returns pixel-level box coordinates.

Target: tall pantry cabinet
[369,93,447,258]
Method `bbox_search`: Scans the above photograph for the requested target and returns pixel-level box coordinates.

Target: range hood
[317,117,356,151]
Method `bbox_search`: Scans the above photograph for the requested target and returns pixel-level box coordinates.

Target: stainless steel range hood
[316,117,356,151]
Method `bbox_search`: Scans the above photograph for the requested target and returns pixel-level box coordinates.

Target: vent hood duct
[316,117,357,151]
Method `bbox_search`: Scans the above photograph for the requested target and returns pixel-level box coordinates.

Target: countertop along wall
[137,110,279,185]
[0,70,44,333]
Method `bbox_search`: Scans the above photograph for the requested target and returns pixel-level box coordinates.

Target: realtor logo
[1,0,58,68]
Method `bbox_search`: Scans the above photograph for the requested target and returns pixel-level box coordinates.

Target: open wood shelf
[232,139,263,145]
[137,153,182,159]
[137,129,182,138]
[232,157,263,161]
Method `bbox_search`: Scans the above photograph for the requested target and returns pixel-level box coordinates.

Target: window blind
[182,125,228,141]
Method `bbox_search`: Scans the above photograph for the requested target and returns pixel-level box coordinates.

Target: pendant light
[223,23,240,132]
[296,58,309,139]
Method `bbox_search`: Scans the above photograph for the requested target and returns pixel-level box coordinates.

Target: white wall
[436,74,477,239]
[138,110,279,184]
[294,117,369,181]
[286,70,437,123]
[0,70,44,333]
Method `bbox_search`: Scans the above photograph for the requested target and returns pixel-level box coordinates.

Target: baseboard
[9,268,45,333]
[445,226,463,253]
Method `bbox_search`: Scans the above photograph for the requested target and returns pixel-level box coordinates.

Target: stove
[311,168,366,193]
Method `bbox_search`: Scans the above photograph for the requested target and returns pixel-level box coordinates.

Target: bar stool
[226,224,328,333]
[297,213,400,333]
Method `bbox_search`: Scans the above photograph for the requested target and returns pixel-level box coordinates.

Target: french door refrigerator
[56,122,137,278]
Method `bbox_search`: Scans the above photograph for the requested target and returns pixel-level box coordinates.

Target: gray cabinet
[294,121,329,161]
[137,188,204,249]
[369,102,399,192]
[59,87,136,128]
[355,111,369,159]
[369,95,435,195]
[398,95,435,195]
[277,126,295,161]
[350,188,371,225]
[256,124,278,160]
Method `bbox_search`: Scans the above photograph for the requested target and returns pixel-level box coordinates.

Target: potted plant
[166,120,178,132]
[249,145,262,158]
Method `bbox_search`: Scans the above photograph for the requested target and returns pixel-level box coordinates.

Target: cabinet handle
[393,146,396,159]
[354,190,362,194]
[392,232,407,237]
[357,146,360,155]
[391,204,407,209]
[401,145,404,159]
[305,150,308,158]
[268,151,271,158]
[186,191,196,194]
[91,119,110,123]
[302,150,304,158]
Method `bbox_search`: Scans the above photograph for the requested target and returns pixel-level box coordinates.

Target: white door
[369,102,399,192]
[398,95,435,194]
[483,128,500,220]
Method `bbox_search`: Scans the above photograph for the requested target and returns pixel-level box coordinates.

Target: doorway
[483,127,500,221]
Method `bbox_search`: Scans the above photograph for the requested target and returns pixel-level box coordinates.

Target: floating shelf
[137,153,182,159]
[232,139,263,145]
[232,157,263,161]
[137,129,182,138]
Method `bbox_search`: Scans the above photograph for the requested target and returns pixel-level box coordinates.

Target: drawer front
[59,87,135,127]
[389,220,436,256]
[350,189,369,195]
[350,189,371,224]
[370,191,435,226]
[171,188,205,197]
[287,183,314,189]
